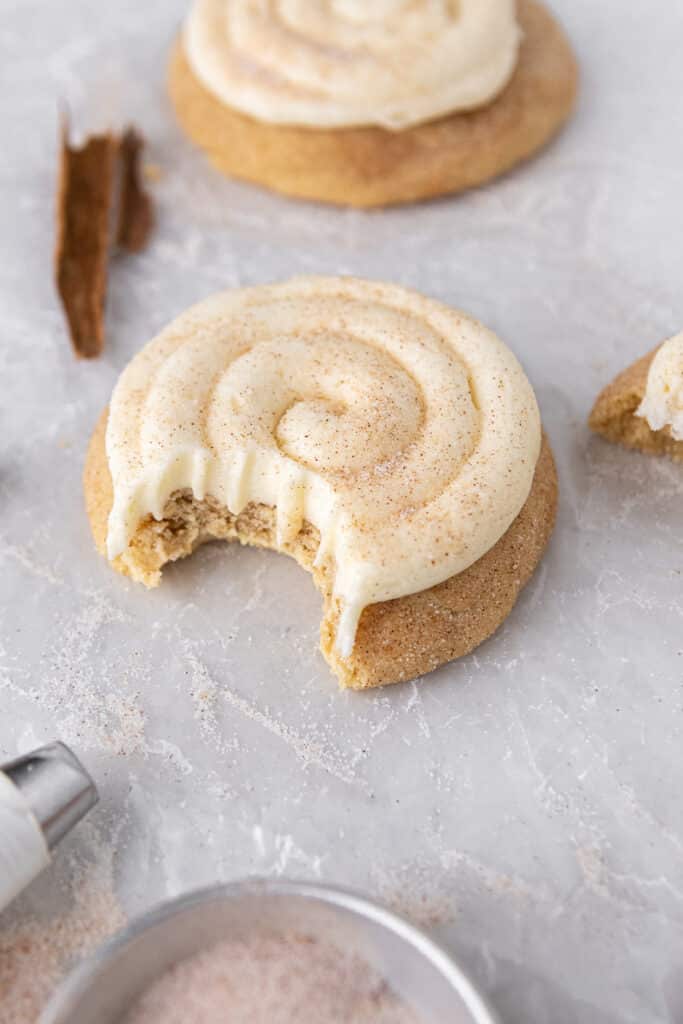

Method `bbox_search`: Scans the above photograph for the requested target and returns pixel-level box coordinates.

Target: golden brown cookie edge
[84,413,557,688]
[166,0,578,208]
[331,434,557,688]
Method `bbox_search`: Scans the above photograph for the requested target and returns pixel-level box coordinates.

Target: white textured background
[1,2,682,1022]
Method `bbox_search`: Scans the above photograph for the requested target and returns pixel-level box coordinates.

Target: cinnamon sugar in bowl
[40,880,498,1024]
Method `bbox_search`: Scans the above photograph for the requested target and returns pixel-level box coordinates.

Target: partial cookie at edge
[167,0,578,208]
[589,347,683,461]
[85,411,558,689]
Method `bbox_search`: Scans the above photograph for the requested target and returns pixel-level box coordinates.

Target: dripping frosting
[106,277,541,656]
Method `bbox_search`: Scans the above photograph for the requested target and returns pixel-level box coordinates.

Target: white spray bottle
[0,742,98,913]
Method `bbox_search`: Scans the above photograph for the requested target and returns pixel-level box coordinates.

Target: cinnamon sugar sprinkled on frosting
[105,276,541,656]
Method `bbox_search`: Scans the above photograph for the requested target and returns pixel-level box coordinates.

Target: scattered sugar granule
[0,848,124,1024]
[122,933,421,1024]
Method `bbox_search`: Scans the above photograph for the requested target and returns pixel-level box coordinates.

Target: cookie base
[589,348,683,461]
[167,0,578,208]
[84,411,557,689]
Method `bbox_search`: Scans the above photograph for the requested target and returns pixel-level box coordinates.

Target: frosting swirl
[183,0,521,130]
[638,331,683,441]
[106,277,541,656]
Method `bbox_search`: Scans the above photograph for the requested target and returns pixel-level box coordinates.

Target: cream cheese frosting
[637,332,683,441]
[183,0,521,130]
[105,277,541,657]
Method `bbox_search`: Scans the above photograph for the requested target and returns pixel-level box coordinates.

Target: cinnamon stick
[55,118,117,359]
[55,119,155,358]
[117,128,154,254]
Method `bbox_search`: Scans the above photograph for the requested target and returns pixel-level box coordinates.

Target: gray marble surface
[1,2,682,1022]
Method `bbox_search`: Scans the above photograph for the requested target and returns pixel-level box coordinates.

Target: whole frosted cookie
[167,0,578,207]
[589,331,683,461]
[84,277,557,688]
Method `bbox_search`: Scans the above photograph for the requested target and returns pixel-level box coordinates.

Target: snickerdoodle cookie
[84,277,557,688]
[167,0,578,208]
[589,332,683,461]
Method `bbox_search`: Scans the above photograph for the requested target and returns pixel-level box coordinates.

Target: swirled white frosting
[637,332,683,441]
[106,277,541,656]
[183,0,521,130]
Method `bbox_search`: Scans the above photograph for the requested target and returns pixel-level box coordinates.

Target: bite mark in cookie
[84,277,557,688]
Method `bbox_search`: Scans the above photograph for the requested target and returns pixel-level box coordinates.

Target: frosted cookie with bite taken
[167,0,578,207]
[589,331,683,461]
[84,277,557,689]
